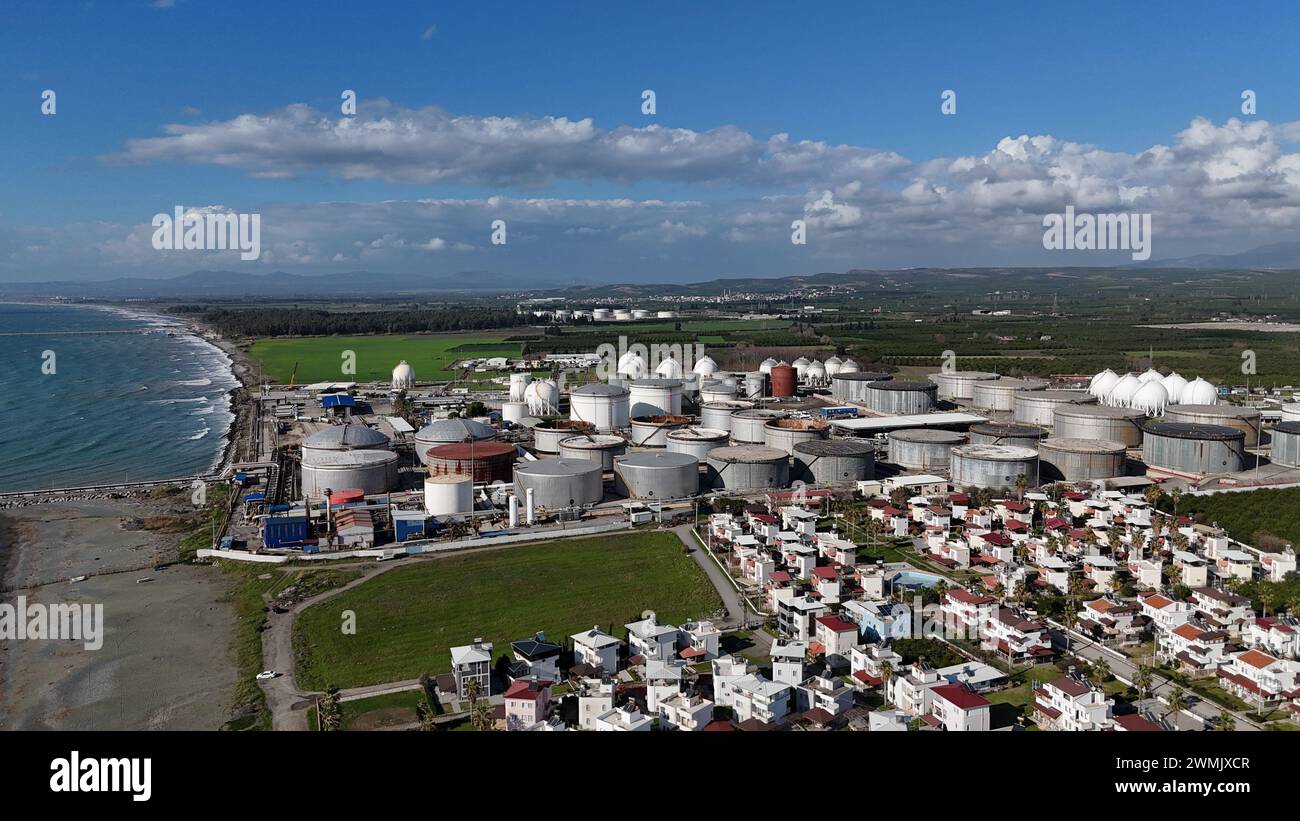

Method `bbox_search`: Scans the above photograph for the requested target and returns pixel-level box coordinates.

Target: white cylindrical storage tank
[930,370,999,401]
[830,372,892,403]
[705,445,790,491]
[763,418,830,456]
[627,378,683,418]
[970,377,1049,412]
[700,382,737,404]
[300,450,399,497]
[414,418,495,465]
[570,382,631,432]
[666,427,730,462]
[1164,405,1262,447]
[950,444,1040,490]
[632,309,652,320]
[509,372,533,402]
[700,400,755,432]
[1037,438,1127,481]
[514,457,604,510]
[508,494,519,527]
[501,401,528,424]
[1051,405,1146,448]
[424,474,474,518]
[656,310,676,319]
[525,487,535,524]
[613,451,701,500]
[730,409,787,444]
[629,414,692,447]
[742,371,766,399]
[558,434,627,470]
[888,429,966,471]
[792,439,875,485]
[613,309,632,321]
[1141,422,1245,477]
[866,380,938,415]
[533,419,595,453]
[1281,403,1300,423]
[1270,421,1300,467]
[967,423,1048,449]
[1013,390,1097,427]
[301,423,392,466]
[591,308,612,322]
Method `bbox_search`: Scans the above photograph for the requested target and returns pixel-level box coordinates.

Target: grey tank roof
[706,445,789,463]
[1141,421,1244,441]
[793,439,875,456]
[415,417,495,443]
[515,457,604,477]
[628,378,684,388]
[890,428,967,443]
[869,380,935,391]
[1038,437,1126,454]
[831,372,892,382]
[1274,421,1300,435]
[969,423,1045,438]
[573,382,630,397]
[303,423,391,449]
[615,451,700,469]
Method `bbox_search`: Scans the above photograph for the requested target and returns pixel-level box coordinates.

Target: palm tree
[416,698,438,731]
[1092,656,1112,682]
[1143,484,1163,509]
[465,678,493,731]
[1014,474,1028,501]
[1211,709,1236,731]
[1165,688,1187,720]
[1169,487,1183,520]
[1133,664,1155,701]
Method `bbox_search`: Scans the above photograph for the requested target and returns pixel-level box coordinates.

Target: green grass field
[292,531,723,690]
[247,333,522,383]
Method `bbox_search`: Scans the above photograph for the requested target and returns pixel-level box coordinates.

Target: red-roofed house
[941,588,996,636]
[1217,649,1300,708]
[981,607,1054,661]
[1112,713,1164,732]
[503,679,553,731]
[814,615,859,659]
[1076,597,1147,647]
[1243,618,1299,659]
[930,684,991,731]
[1158,621,1231,674]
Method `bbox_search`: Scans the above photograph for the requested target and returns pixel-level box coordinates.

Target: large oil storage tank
[414,418,496,465]
[1141,422,1245,477]
[570,382,631,432]
[1164,405,1263,447]
[701,400,755,432]
[1282,403,1300,423]
[931,371,999,401]
[1270,421,1300,468]
[1013,390,1097,427]
[865,380,938,415]
[629,414,692,447]
[741,371,767,400]
[1037,438,1127,481]
[501,401,528,424]
[666,427,730,462]
[970,377,1049,411]
[533,419,596,454]
[425,441,518,483]
[968,423,1046,449]
[514,457,604,509]
[731,409,788,444]
[628,378,684,418]
[793,439,875,484]
[764,418,830,455]
[950,444,1040,490]
[770,364,798,398]
[558,434,627,470]
[699,381,737,404]
[613,451,701,500]
[423,474,473,518]
[300,449,399,497]
[830,371,892,403]
[1051,405,1146,448]
[888,429,967,471]
[301,423,392,466]
[705,445,790,491]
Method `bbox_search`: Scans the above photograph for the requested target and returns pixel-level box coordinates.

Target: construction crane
[287,361,299,389]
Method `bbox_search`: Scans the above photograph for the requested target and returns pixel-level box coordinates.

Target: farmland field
[247,333,522,383]
[292,531,723,690]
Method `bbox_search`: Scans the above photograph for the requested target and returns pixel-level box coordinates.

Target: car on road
[256,671,280,681]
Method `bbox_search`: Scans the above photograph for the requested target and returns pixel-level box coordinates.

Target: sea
[0,303,238,493]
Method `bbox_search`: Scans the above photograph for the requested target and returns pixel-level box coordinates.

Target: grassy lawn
[247,333,521,383]
[293,531,723,690]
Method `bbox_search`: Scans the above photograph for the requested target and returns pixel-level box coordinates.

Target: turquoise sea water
[0,303,237,492]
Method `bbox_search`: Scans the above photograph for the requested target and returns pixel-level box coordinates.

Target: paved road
[672,524,775,655]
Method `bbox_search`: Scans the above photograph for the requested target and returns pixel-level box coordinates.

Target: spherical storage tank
[654,356,684,380]
[1051,405,1146,448]
[392,360,416,391]
[630,415,692,447]
[1089,369,1119,399]
[1164,405,1262,447]
[1141,422,1245,477]
[509,372,533,402]
[824,356,844,377]
[424,474,473,518]
[693,356,718,378]
[666,427,730,462]
[830,372,892,403]
[705,445,790,491]
[931,371,999,401]
[414,418,495,465]
[514,457,604,509]
[793,439,875,484]
[425,441,518,483]
[759,358,779,376]
[950,444,1040,490]
[1037,438,1127,481]
[764,418,830,455]
[971,377,1048,412]
[888,429,966,471]
[1013,390,1097,427]
[792,357,811,380]
[1161,372,1189,404]
[967,423,1047,449]
[617,351,646,379]
[701,400,755,432]
[627,378,683,418]
[570,382,631,432]
[613,451,701,500]
[301,424,392,466]
[1270,421,1300,468]
[866,380,938,415]
[770,364,798,398]
[301,449,399,497]
[805,361,827,386]
[731,409,787,443]
[533,419,595,454]
[1105,374,1142,407]
[558,434,627,471]
[1131,381,1169,417]
[524,379,560,415]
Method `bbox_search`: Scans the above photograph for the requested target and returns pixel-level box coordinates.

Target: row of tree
[173,306,525,337]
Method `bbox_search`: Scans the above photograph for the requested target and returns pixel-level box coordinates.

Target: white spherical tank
[692,356,718,377]
[1138,368,1163,384]
[1181,377,1218,406]
[1107,374,1142,407]
[1089,369,1115,390]
[806,361,826,385]
[617,351,647,379]
[570,382,631,432]
[824,356,843,377]
[392,360,416,391]
[509,372,533,402]
[839,358,860,374]
[424,474,473,518]
[524,379,561,415]
[1161,372,1188,404]
[792,357,811,380]
[655,356,684,379]
[1131,381,1169,416]
[1089,369,1119,400]
[759,357,779,375]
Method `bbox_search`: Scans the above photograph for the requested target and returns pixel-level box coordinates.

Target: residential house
[711,655,749,708]
[594,703,653,732]
[576,677,615,730]
[509,631,561,682]
[658,692,714,731]
[941,588,997,638]
[449,638,494,699]
[678,618,722,662]
[1076,598,1147,646]
[1216,649,1300,708]
[928,684,991,731]
[1158,621,1231,675]
[778,594,827,642]
[796,672,854,717]
[770,639,807,686]
[1191,587,1253,635]
[626,611,679,662]
[814,615,859,661]
[571,626,621,672]
[1243,618,1299,659]
[503,679,552,731]
[981,607,1054,662]
[729,674,792,725]
[1033,676,1113,731]
[645,659,687,712]
[1140,593,1192,632]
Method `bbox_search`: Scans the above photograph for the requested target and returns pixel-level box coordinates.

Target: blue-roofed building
[263,511,310,548]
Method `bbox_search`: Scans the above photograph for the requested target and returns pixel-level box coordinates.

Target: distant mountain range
[1138,242,1300,269]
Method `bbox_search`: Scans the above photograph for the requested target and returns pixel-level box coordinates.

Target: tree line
[170,306,526,337]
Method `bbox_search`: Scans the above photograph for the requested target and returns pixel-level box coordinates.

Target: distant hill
[1138,242,1300,270]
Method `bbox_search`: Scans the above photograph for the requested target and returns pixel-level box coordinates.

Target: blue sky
[4,0,1300,282]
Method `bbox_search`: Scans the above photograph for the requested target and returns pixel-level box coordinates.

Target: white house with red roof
[1217,649,1300,708]
[1032,675,1113,731]
[850,643,903,689]
[1140,593,1192,632]
[503,678,553,731]
[746,511,780,541]
[928,683,991,731]
[941,588,996,637]
[1243,618,1299,659]
[971,530,1014,564]
[1157,621,1231,675]
[981,607,1054,662]
[1076,597,1146,646]
[996,500,1033,525]
[740,547,775,585]
[814,615,859,660]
